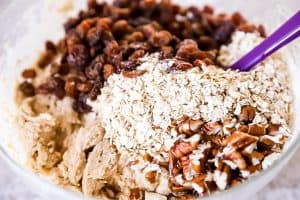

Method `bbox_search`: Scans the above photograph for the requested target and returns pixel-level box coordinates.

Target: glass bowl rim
[0,129,299,199]
[0,0,299,199]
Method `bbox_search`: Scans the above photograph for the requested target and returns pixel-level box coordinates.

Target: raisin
[19,81,35,97]
[45,41,57,54]
[171,60,193,71]
[89,80,103,100]
[122,70,147,78]
[22,69,36,79]
[198,36,217,50]
[36,77,65,99]
[86,27,102,46]
[38,51,55,69]
[76,82,94,93]
[64,17,80,32]
[65,77,79,98]
[112,20,129,37]
[76,19,96,39]
[237,23,257,33]
[149,30,172,47]
[176,39,204,62]
[67,44,90,69]
[160,46,174,59]
[120,60,140,71]
[73,94,92,113]
[214,21,235,44]
[231,12,246,26]
[203,5,214,14]
[85,61,103,79]
[103,64,116,80]
[96,18,112,31]
[128,49,145,61]
[126,32,145,43]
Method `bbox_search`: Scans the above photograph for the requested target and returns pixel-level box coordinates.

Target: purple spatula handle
[231,10,300,71]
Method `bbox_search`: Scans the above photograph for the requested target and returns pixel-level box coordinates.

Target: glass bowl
[0,0,299,199]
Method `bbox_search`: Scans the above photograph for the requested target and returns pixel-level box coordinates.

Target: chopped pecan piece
[248,124,266,136]
[145,171,157,183]
[143,153,153,162]
[259,137,275,149]
[169,135,200,176]
[202,121,222,135]
[240,105,256,122]
[238,125,249,132]
[178,119,204,136]
[223,131,258,149]
[222,150,247,170]
[267,124,281,135]
[129,188,143,200]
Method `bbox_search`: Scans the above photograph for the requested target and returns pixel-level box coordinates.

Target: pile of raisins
[19,0,265,113]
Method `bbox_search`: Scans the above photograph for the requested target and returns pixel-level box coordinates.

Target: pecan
[267,124,281,135]
[237,125,249,133]
[249,151,264,165]
[129,188,143,200]
[259,137,275,149]
[231,178,242,186]
[248,124,266,136]
[169,141,195,161]
[240,105,256,122]
[201,121,222,135]
[178,119,204,136]
[223,131,258,150]
[171,185,188,193]
[145,171,157,183]
[178,194,196,200]
[189,174,207,193]
[191,160,201,174]
[222,150,247,170]
[181,156,191,179]
[143,153,153,162]
[169,135,200,176]
[246,164,262,174]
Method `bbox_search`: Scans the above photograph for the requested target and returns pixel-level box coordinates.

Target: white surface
[0,149,299,200]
